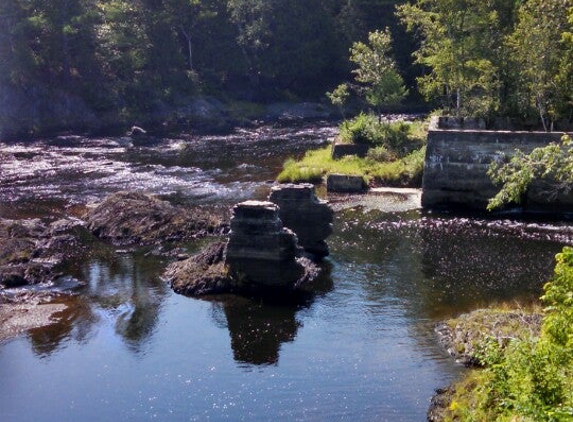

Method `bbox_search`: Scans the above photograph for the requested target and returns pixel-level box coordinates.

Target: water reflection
[208,263,334,367]
[27,298,95,357]
[333,209,564,321]
[217,297,300,366]
[64,246,169,354]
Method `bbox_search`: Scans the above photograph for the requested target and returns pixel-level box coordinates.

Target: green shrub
[338,113,426,158]
[367,145,397,162]
[339,113,380,145]
[445,247,573,421]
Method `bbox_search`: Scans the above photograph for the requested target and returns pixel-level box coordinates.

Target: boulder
[84,191,227,245]
[326,174,367,193]
[331,139,370,159]
[166,242,232,296]
[268,183,333,258]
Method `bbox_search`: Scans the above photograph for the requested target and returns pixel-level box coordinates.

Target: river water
[0,123,571,421]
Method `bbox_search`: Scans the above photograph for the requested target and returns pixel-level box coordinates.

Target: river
[0,122,570,421]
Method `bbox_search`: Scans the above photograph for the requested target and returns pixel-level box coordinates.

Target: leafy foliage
[277,120,426,186]
[398,0,573,121]
[348,29,408,113]
[509,0,573,131]
[397,0,516,117]
[487,135,573,211]
[445,247,573,421]
[338,114,421,156]
[328,28,407,115]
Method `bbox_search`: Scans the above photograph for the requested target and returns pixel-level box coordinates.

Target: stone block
[268,183,333,258]
[326,174,367,193]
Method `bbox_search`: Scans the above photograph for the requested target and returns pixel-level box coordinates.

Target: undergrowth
[277,116,427,186]
[442,247,573,421]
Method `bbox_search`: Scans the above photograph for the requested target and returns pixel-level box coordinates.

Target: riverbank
[429,244,573,421]
[0,92,339,141]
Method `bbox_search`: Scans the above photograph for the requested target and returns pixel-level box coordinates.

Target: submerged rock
[165,201,320,297]
[268,184,333,259]
[84,191,228,245]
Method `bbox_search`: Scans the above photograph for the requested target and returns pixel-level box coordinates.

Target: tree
[226,0,270,86]
[344,29,407,118]
[487,135,573,211]
[509,0,573,131]
[326,83,350,118]
[397,0,520,117]
[164,0,219,72]
[351,29,407,110]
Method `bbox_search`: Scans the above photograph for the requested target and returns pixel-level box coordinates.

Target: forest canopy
[0,0,572,136]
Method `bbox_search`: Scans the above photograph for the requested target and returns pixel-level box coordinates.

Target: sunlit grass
[277,145,426,187]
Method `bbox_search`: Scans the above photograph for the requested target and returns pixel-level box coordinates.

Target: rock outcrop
[0,218,85,288]
[85,191,228,245]
[268,184,333,259]
[166,242,232,296]
[164,201,319,296]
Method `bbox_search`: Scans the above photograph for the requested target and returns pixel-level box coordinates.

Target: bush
[444,247,573,421]
[338,113,425,158]
[339,113,380,145]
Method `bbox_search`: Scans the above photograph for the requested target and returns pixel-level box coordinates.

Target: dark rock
[326,174,367,193]
[127,126,158,146]
[0,217,85,288]
[427,386,455,422]
[84,191,227,245]
[331,139,370,159]
[165,242,232,296]
[268,183,333,258]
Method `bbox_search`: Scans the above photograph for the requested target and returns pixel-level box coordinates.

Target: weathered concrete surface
[422,117,573,211]
[326,174,367,193]
[268,184,333,258]
[166,201,320,297]
[226,201,312,288]
[331,138,370,159]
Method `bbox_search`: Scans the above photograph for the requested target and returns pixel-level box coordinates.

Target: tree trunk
[180,25,193,71]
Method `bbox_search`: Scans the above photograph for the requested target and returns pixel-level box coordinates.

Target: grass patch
[277,145,426,187]
[277,116,428,186]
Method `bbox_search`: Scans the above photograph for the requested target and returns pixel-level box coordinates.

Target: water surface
[0,124,570,421]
